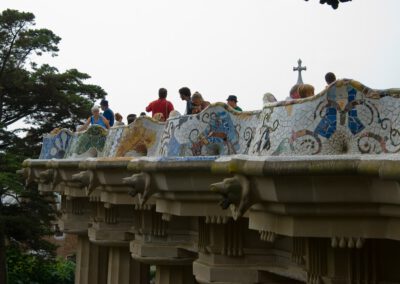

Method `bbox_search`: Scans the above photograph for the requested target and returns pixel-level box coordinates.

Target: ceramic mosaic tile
[250,80,400,156]
[157,103,261,157]
[114,117,165,157]
[40,80,400,160]
[99,125,125,157]
[39,128,73,159]
[64,125,108,158]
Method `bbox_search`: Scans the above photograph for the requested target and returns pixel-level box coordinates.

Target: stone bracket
[39,168,54,184]
[210,174,253,220]
[72,170,99,195]
[123,172,153,206]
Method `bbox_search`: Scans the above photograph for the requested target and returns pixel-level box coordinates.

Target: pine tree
[0,9,107,283]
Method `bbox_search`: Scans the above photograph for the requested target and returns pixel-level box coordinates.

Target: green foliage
[0,8,107,151]
[6,245,75,284]
[0,8,108,283]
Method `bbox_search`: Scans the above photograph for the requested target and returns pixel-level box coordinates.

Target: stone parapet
[20,79,400,283]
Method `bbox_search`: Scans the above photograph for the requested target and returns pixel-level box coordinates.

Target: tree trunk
[0,223,7,284]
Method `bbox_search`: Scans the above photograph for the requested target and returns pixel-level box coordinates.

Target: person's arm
[102,116,110,129]
[109,111,114,126]
[78,117,91,131]
[202,101,210,110]
[145,101,153,112]
[187,100,193,115]
[167,102,174,116]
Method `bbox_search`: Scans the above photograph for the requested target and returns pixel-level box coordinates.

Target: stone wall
[23,79,400,284]
[44,79,400,160]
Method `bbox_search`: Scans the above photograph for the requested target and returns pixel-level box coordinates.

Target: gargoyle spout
[210,175,252,220]
[123,173,146,197]
[72,171,91,186]
[39,169,54,184]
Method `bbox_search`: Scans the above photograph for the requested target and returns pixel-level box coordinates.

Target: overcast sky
[1,0,400,119]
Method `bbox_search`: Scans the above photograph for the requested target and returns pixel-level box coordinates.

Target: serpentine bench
[21,79,400,284]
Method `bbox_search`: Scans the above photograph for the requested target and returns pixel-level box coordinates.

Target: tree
[6,245,75,284]
[0,9,107,151]
[304,0,352,9]
[0,9,107,283]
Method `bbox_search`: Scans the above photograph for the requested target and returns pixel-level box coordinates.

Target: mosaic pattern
[115,117,165,157]
[250,80,400,155]
[99,125,125,157]
[39,128,73,159]
[64,125,108,158]
[157,103,261,156]
[40,80,400,159]
[97,117,165,158]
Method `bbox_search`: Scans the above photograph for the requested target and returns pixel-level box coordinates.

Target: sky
[1,0,400,119]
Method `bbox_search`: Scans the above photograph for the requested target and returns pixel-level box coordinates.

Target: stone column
[75,235,108,284]
[155,265,196,284]
[107,247,150,284]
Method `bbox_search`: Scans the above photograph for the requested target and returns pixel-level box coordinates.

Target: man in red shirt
[145,88,174,121]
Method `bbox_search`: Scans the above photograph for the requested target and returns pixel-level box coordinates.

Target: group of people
[81,72,336,131]
[79,99,149,131]
[79,99,114,130]
[289,72,336,100]
[145,87,243,121]
[79,88,243,131]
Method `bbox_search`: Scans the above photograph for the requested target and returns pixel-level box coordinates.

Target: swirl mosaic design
[64,125,108,158]
[251,80,400,155]
[39,129,73,159]
[41,80,400,159]
[158,104,260,156]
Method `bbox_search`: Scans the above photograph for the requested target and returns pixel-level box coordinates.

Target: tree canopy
[0,9,107,283]
[305,0,352,9]
[0,9,107,152]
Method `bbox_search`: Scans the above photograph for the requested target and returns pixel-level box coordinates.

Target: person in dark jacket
[100,99,115,127]
[179,87,193,115]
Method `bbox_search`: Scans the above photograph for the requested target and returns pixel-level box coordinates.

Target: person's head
[140,112,146,117]
[91,105,100,116]
[226,95,238,108]
[298,84,315,98]
[191,92,204,106]
[159,88,167,99]
[100,99,109,111]
[179,87,191,101]
[289,84,301,99]
[191,92,204,114]
[127,114,137,124]
[263,93,277,104]
[325,72,336,85]
[115,112,123,122]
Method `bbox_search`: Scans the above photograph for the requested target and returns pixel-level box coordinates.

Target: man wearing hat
[226,95,242,111]
[100,99,115,127]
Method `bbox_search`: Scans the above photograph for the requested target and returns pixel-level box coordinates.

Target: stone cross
[293,59,306,84]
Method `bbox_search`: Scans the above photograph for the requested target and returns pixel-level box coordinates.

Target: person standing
[100,99,115,127]
[145,88,174,119]
[226,95,242,111]
[179,87,193,115]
